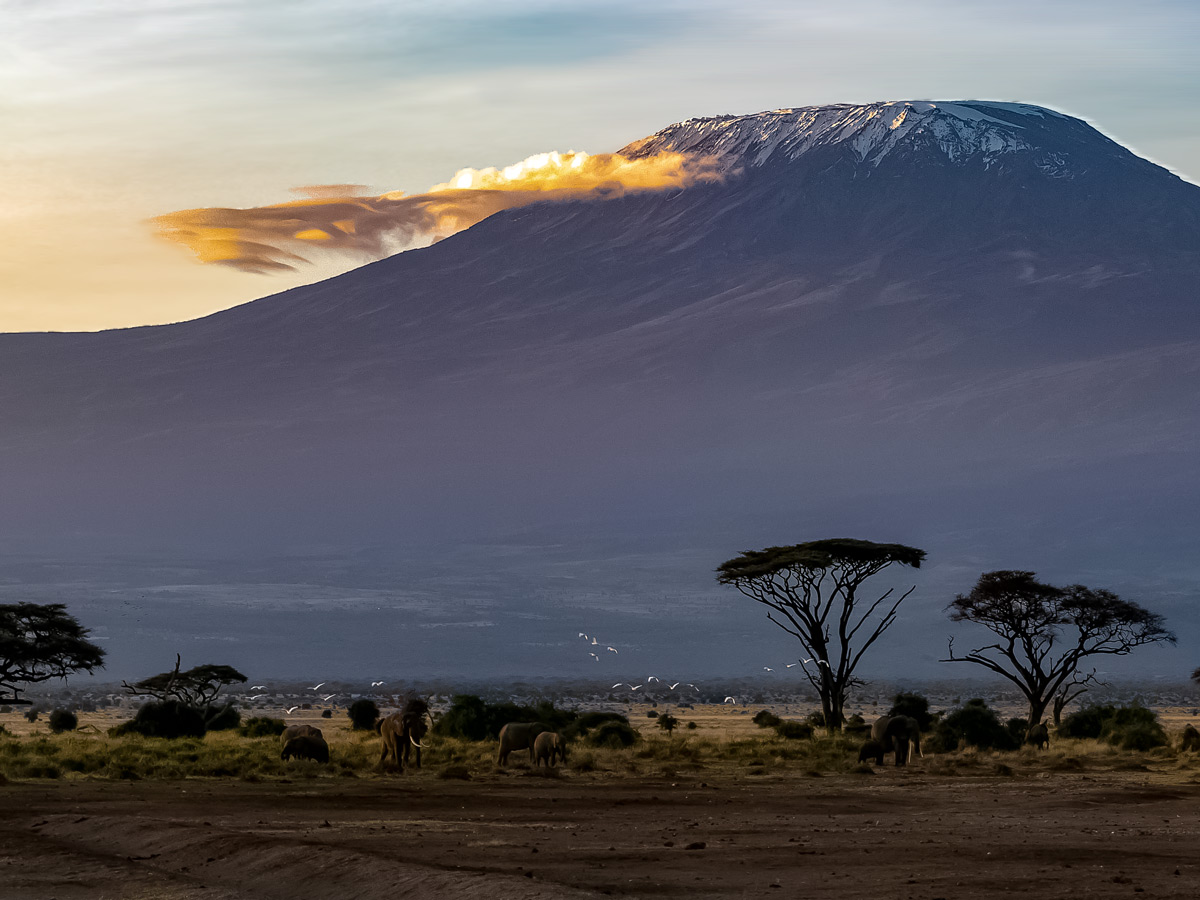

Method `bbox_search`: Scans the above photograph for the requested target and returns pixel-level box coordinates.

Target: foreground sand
[2,768,1199,899]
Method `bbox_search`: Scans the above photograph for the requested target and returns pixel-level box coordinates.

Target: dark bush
[889,693,934,731]
[321,708,333,719]
[435,695,579,741]
[686,721,697,730]
[774,720,814,740]
[205,703,241,731]
[657,713,679,735]
[1060,704,1167,750]
[938,699,1018,752]
[589,720,639,749]
[48,709,77,733]
[24,708,39,723]
[347,699,380,730]
[646,710,659,718]
[111,700,206,739]
[1006,717,1030,744]
[239,716,286,738]
[805,711,826,728]
[753,710,782,728]
[566,711,629,740]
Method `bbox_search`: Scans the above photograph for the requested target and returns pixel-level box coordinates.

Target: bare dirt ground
[3,769,1200,900]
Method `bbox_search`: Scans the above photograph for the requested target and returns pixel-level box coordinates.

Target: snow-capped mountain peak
[622,100,1107,174]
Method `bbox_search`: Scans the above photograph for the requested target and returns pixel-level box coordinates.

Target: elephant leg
[895,737,909,766]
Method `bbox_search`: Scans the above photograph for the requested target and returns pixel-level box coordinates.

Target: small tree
[0,603,106,706]
[944,571,1174,726]
[48,709,78,733]
[122,655,247,728]
[717,538,925,731]
[656,713,679,735]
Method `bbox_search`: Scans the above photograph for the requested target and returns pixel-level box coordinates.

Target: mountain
[2,101,1198,679]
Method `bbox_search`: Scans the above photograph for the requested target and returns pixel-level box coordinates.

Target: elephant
[1027,722,1050,750]
[280,724,323,749]
[281,734,330,763]
[533,731,567,767]
[858,739,886,765]
[497,722,551,766]
[379,698,432,771]
[1182,724,1200,752]
[870,715,922,766]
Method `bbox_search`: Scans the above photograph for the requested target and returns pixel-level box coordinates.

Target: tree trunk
[1027,694,1050,729]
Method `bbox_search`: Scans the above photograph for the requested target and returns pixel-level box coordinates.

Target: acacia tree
[944,571,1174,726]
[716,538,926,732]
[0,603,106,705]
[123,654,247,726]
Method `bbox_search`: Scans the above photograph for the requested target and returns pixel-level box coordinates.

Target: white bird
[589,653,599,660]
[579,633,588,639]
[310,682,326,691]
[669,683,680,690]
[630,684,643,691]
[591,637,598,645]
[647,676,659,683]
[724,696,736,704]
[607,647,618,654]
[285,706,299,714]
[816,659,831,668]
[248,694,266,700]
[763,667,774,672]
[321,694,337,701]
[612,683,624,688]
[250,685,266,691]
[786,663,798,668]
[371,681,386,687]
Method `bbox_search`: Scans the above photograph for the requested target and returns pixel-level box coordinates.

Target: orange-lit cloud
[154,151,721,274]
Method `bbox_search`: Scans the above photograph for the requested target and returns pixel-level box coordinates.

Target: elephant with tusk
[497,721,551,766]
[378,697,433,772]
[870,715,922,766]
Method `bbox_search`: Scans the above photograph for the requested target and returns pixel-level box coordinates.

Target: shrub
[206,704,241,731]
[753,710,782,728]
[1006,717,1030,744]
[686,721,697,730]
[657,713,679,735]
[938,699,1018,752]
[239,716,286,738]
[888,693,934,731]
[435,695,579,741]
[566,711,629,740]
[1060,704,1168,750]
[111,700,206,739]
[321,709,333,719]
[24,708,39,723]
[647,710,659,719]
[774,721,814,740]
[48,709,78,733]
[589,720,639,749]
[347,699,380,730]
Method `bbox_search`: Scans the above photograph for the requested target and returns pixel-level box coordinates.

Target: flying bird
[724,697,736,704]
[591,637,598,645]
[669,683,680,690]
[630,684,643,691]
[612,683,624,688]
[607,647,618,654]
[589,652,599,660]
[248,694,266,700]
[647,676,659,682]
[371,681,386,687]
[285,706,299,714]
[579,633,588,639]
[250,685,266,690]
[763,667,774,672]
[321,694,337,701]
[309,682,326,691]
[786,663,798,668]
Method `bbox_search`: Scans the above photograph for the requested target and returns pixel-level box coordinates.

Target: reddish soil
[3,770,1200,899]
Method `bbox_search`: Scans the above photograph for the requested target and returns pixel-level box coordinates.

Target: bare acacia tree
[0,602,106,705]
[944,571,1174,726]
[123,654,247,726]
[716,538,926,732]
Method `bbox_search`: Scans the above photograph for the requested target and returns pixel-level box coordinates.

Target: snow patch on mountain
[624,100,1070,171]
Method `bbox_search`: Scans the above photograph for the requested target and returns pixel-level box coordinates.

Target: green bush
[1060,704,1167,750]
[937,699,1018,752]
[646,710,659,718]
[774,720,814,740]
[435,695,579,741]
[239,716,287,738]
[206,704,241,731]
[48,709,78,733]
[111,700,207,739]
[888,693,934,731]
[1006,717,1030,744]
[686,721,697,730]
[589,720,639,749]
[321,709,333,719]
[753,710,782,728]
[566,711,628,740]
[656,713,679,735]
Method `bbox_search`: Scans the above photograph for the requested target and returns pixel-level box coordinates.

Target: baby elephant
[533,731,568,767]
[1027,722,1050,750]
[858,739,886,766]
[281,734,330,764]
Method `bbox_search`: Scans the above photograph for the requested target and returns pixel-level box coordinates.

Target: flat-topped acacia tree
[944,571,1175,726]
[716,539,926,732]
[0,602,106,705]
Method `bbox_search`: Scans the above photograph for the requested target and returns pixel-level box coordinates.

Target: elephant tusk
[410,735,424,749]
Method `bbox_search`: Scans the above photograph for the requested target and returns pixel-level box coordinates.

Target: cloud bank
[154,150,721,273]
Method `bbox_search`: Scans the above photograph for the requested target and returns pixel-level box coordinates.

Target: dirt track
[3,770,1200,899]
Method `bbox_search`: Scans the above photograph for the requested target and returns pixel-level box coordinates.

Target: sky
[3,0,1199,333]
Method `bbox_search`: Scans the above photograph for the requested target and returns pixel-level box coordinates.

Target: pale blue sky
[3,0,1197,330]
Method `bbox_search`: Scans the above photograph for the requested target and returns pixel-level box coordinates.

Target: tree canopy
[944,571,1174,725]
[0,602,106,705]
[123,655,247,726]
[717,537,926,731]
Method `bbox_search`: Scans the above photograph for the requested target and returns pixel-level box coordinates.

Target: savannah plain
[3,703,1200,899]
